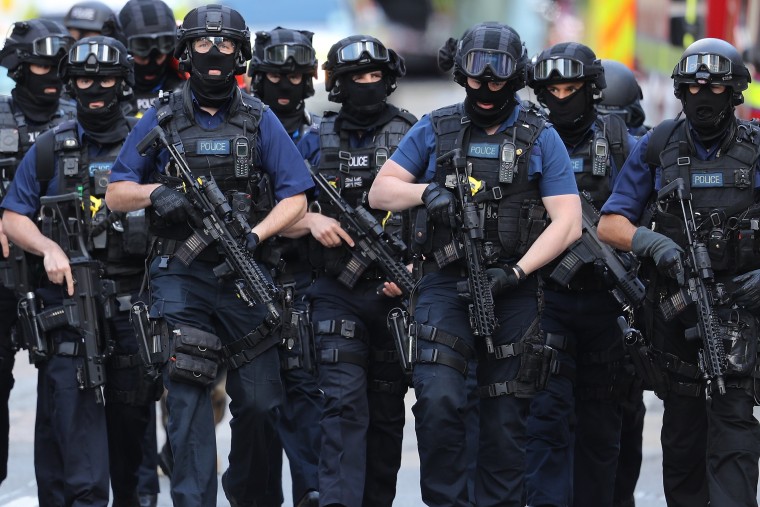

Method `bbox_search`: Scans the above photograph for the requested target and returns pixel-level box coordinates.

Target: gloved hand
[149,185,198,225]
[245,232,259,253]
[487,265,523,297]
[631,227,685,284]
[733,269,760,312]
[421,182,457,228]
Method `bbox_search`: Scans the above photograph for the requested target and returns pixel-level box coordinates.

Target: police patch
[569,158,584,173]
[197,139,230,155]
[344,176,363,188]
[468,143,499,159]
[691,172,723,187]
[89,162,113,175]
[349,154,370,168]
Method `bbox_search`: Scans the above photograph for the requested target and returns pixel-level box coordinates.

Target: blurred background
[0,0,759,124]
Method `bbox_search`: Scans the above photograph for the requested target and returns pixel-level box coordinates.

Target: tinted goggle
[32,35,74,57]
[677,53,732,75]
[533,57,584,81]
[69,42,121,65]
[264,43,314,66]
[127,33,175,57]
[462,49,516,79]
[336,40,388,63]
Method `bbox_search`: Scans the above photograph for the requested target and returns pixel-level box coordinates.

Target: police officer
[368,22,581,507]
[105,5,313,506]
[287,34,414,507]
[597,60,648,136]
[525,43,638,507]
[598,38,760,507]
[64,0,122,42]
[118,0,186,116]
[597,58,649,507]
[1,35,150,506]
[0,18,74,485]
[249,26,322,507]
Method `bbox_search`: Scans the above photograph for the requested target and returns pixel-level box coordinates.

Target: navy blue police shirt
[109,94,313,201]
[601,124,760,223]
[388,100,579,197]
[2,123,117,216]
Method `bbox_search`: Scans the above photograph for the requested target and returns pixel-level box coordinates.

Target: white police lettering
[28,132,39,143]
[468,143,499,158]
[570,158,584,173]
[349,155,369,167]
[137,98,155,111]
[197,139,230,155]
[691,173,723,187]
[71,7,97,20]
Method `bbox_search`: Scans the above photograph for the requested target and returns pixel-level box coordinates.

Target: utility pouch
[167,325,221,387]
[512,318,554,398]
[281,303,316,374]
[720,308,757,377]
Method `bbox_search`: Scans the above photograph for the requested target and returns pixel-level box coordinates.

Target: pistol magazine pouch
[168,324,222,387]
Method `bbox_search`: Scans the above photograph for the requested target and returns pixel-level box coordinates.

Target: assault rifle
[439,149,498,353]
[657,177,728,395]
[550,191,646,310]
[136,125,281,325]
[308,166,416,295]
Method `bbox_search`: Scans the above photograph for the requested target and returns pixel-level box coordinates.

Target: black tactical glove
[488,265,524,297]
[149,185,198,225]
[733,269,760,313]
[631,227,685,284]
[245,232,259,253]
[421,182,457,228]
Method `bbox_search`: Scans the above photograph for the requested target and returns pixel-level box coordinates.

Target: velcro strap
[369,378,407,395]
[54,341,81,357]
[319,348,367,369]
[545,332,576,356]
[415,324,474,360]
[222,321,281,370]
[314,319,364,340]
[416,347,467,376]
[108,353,142,369]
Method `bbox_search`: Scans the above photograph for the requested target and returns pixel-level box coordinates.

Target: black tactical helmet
[64,1,121,39]
[118,0,177,57]
[439,22,528,89]
[323,34,405,102]
[0,19,74,80]
[528,42,606,96]
[597,60,643,116]
[250,27,318,97]
[672,37,750,105]
[60,35,135,92]
[176,4,251,75]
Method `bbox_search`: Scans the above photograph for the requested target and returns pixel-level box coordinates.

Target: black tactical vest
[425,102,547,264]
[654,119,760,274]
[150,84,267,240]
[35,118,145,275]
[130,71,186,117]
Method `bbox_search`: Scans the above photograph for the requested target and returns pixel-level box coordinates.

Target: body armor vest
[0,96,75,189]
[36,118,145,276]
[310,108,416,275]
[425,103,547,264]
[150,84,267,240]
[131,72,186,117]
[655,119,760,274]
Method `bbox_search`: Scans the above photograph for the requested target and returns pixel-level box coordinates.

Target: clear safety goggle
[69,42,121,65]
[127,33,175,57]
[677,53,732,75]
[462,49,516,79]
[32,35,74,57]
[336,40,389,63]
[192,36,237,55]
[264,43,314,66]
[532,57,584,81]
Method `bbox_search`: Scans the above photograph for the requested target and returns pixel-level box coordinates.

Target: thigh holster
[414,323,475,377]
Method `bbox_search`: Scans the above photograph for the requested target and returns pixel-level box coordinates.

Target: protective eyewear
[69,42,121,65]
[264,43,314,66]
[462,49,516,79]
[336,40,388,63]
[677,53,732,75]
[532,57,584,81]
[128,33,175,57]
[192,36,237,55]
[32,35,74,57]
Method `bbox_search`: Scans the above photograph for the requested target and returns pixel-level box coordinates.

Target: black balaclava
[540,85,596,146]
[75,79,130,144]
[463,79,517,128]
[261,75,307,135]
[338,77,393,129]
[189,46,237,108]
[12,65,63,123]
[134,51,169,92]
[682,85,734,144]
